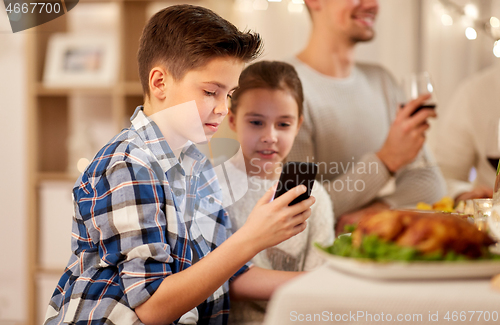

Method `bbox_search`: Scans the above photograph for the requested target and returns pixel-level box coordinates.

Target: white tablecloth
[264,265,500,325]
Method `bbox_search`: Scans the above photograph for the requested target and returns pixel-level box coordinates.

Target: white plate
[315,246,500,280]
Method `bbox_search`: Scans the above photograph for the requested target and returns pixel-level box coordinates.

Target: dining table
[263,263,500,325]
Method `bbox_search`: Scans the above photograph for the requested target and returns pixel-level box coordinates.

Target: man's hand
[455,185,493,203]
[376,94,436,173]
[240,184,315,254]
[335,201,389,236]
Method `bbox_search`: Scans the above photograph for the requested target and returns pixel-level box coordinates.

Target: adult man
[287,0,446,233]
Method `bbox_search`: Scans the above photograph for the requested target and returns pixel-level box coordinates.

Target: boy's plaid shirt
[44,107,249,325]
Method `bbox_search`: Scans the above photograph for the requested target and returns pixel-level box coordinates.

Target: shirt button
[175,190,182,197]
[209,197,215,204]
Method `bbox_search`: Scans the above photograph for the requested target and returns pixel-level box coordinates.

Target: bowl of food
[415,196,455,213]
[415,196,475,216]
[316,210,500,280]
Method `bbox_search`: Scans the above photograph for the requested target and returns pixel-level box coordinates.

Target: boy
[44,4,314,325]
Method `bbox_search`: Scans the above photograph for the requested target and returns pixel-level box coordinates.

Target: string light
[464,3,478,19]
[465,26,477,39]
[441,14,453,26]
[490,17,500,28]
[438,0,500,57]
[494,41,500,58]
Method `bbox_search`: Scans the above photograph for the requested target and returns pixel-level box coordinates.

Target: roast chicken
[351,210,495,258]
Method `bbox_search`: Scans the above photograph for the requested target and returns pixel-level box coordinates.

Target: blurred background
[1,0,500,324]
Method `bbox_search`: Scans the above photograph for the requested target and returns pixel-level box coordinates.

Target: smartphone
[274,162,318,206]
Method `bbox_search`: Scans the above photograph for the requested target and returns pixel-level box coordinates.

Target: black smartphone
[274,162,318,206]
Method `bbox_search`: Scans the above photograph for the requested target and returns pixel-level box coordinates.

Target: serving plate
[315,246,500,280]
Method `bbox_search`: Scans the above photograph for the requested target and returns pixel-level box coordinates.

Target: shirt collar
[178,144,209,176]
[130,106,207,176]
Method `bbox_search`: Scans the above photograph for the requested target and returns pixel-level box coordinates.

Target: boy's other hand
[240,184,315,254]
[377,94,436,173]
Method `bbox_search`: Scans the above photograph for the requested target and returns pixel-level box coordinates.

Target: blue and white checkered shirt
[44,107,249,325]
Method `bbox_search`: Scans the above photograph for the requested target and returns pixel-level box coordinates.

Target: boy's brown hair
[230,61,304,117]
[137,4,263,97]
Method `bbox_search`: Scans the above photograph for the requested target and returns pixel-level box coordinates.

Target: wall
[0,5,27,324]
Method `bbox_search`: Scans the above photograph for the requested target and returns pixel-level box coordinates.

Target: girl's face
[229,88,303,179]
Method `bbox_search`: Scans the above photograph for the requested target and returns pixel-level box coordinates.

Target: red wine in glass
[490,118,500,201]
[402,72,437,116]
[488,157,500,170]
[410,103,436,116]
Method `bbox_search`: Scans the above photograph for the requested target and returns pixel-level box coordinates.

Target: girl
[225,61,335,325]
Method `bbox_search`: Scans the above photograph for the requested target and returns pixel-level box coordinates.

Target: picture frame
[43,33,118,88]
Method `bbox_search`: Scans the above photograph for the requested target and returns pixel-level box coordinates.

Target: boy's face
[229,88,303,179]
[161,57,244,140]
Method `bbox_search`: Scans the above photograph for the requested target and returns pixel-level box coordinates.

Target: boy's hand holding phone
[239,161,318,253]
[241,184,315,254]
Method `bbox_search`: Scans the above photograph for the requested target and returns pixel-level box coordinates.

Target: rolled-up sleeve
[382,145,447,207]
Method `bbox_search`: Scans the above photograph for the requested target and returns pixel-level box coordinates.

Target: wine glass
[473,198,494,232]
[401,72,437,169]
[486,118,500,202]
[401,71,438,116]
[485,118,500,172]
